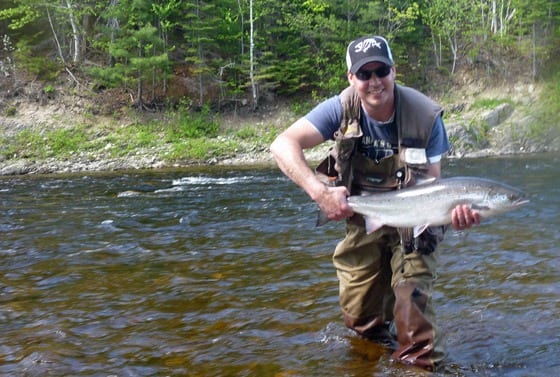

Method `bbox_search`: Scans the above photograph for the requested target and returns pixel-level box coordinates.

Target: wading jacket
[316,84,444,194]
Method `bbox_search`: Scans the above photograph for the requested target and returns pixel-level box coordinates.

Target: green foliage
[94,23,170,87]
[232,124,281,145]
[14,39,61,81]
[258,126,282,145]
[540,71,560,121]
[0,129,45,159]
[470,98,513,110]
[465,118,491,147]
[0,2,39,30]
[4,106,17,116]
[529,69,560,140]
[43,84,55,94]
[99,123,162,157]
[168,105,220,139]
[1,0,559,109]
[291,99,315,116]
[168,137,238,161]
[0,126,90,160]
[87,1,172,104]
[0,0,557,168]
[234,127,258,140]
[46,128,88,156]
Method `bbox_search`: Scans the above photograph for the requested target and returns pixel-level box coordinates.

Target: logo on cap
[353,38,382,54]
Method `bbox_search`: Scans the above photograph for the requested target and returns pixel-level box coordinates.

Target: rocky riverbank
[0,81,558,176]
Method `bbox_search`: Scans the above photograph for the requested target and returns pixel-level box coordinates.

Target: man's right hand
[315,185,354,221]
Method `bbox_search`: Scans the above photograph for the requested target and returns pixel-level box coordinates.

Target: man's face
[348,62,396,116]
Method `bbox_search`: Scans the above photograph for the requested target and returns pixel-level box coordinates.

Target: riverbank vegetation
[1,1,559,172]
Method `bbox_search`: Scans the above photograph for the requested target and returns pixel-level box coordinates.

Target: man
[270,35,480,371]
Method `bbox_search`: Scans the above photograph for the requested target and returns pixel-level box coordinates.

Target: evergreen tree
[88,0,171,109]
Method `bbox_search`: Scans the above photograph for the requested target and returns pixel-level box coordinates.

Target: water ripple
[0,157,558,376]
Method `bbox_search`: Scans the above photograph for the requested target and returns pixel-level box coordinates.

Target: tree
[489,0,516,36]
[182,0,222,107]
[0,0,97,65]
[510,0,560,79]
[249,0,256,109]
[421,0,476,74]
[150,0,181,95]
[89,0,171,109]
[1,0,559,109]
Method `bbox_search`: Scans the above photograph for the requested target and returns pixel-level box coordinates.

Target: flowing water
[0,154,558,376]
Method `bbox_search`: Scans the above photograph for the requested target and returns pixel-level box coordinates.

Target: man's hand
[451,204,481,230]
[315,186,354,222]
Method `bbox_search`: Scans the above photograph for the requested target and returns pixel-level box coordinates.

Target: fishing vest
[316,84,443,194]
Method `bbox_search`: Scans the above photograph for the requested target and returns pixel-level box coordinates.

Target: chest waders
[316,85,447,371]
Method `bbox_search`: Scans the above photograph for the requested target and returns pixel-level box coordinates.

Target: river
[0,153,558,376]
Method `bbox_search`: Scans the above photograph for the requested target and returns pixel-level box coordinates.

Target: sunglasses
[355,65,392,81]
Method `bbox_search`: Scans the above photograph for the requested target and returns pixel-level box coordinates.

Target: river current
[0,154,558,376]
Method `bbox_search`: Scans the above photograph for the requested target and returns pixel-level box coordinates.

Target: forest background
[0,0,559,174]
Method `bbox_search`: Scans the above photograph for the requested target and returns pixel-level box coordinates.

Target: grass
[0,110,284,165]
[469,97,514,110]
[530,70,560,141]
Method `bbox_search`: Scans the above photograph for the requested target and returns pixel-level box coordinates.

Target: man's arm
[270,118,353,222]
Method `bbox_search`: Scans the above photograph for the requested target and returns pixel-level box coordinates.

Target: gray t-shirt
[306,95,450,163]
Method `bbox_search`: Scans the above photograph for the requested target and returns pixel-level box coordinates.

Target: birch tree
[489,0,516,36]
[0,0,99,65]
[421,0,476,74]
[249,0,257,109]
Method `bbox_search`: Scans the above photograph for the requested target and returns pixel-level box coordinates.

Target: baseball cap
[346,36,394,73]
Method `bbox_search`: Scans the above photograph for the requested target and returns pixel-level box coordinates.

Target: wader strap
[315,87,362,192]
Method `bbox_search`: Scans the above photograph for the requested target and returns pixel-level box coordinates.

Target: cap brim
[349,57,393,73]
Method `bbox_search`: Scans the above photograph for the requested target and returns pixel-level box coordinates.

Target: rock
[1,161,32,175]
[481,103,513,127]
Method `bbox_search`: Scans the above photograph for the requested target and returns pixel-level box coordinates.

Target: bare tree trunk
[431,34,440,67]
[532,23,537,80]
[249,0,257,110]
[107,0,120,66]
[66,0,81,64]
[490,0,515,36]
[46,5,66,65]
[196,0,204,107]
[480,0,488,41]
[218,62,235,110]
[438,36,442,68]
[82,12,94,65]
[237,0,244,56]
[137,76,143,107]
[346,0,360,36]
[449,35,458,74]
[159,24,168,95]
[491,0,497,34]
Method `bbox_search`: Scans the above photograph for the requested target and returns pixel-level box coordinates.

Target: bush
[47,128,88,156]
[14,41,61,81]
[167,105,220,139]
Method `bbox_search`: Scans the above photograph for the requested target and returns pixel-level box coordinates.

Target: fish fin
[470,203,489,211]
[316,209,330,227]
[364,217,383,234]
[414,172,438,186]
[413,224,430,238]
